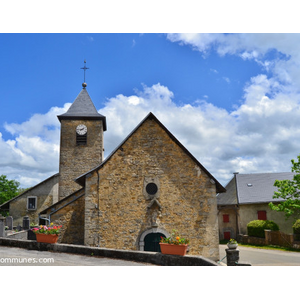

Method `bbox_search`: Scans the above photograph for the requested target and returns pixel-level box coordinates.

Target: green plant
[247,220,279,238]
[32,223,62,235]
[293,219,300,234]
[269,154,300,219]
[228,238,237,244]
[160,229,189,245]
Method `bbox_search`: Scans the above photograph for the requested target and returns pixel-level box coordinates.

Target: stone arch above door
[139,228,169,251]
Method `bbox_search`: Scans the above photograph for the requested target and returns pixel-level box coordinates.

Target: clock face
[76,124,87,135]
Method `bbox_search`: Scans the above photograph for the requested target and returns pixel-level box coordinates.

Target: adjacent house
[217,172,296,240]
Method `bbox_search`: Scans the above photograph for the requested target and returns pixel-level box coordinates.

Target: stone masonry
[83,115,221,261]
[59,119,104,200]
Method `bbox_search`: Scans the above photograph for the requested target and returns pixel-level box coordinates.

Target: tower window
[76,133,87,145]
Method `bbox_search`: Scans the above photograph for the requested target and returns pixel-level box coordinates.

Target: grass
[219,239,300,253]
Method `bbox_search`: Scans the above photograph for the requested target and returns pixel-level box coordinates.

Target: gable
[76,112,225,193]
[217,176,238,206]
[0,173,59,208]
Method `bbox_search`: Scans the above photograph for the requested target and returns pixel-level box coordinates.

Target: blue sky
[3,33,300,188]
[1,33,262,128]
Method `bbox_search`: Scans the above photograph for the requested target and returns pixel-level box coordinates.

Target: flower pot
[227,243,238,249]
[159,243,188,256]
[36,233,59,244]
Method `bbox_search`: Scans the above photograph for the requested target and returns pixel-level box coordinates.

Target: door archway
[144,232,165,252]
[139,228,169,251]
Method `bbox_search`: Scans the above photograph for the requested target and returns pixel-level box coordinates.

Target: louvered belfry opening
[76,133,87,145]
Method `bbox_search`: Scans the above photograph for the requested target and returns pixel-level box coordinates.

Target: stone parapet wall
[0,237,218,266]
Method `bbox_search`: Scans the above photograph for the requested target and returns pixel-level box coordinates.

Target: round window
[146,183,158,195]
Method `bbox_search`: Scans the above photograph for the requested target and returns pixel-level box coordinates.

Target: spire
[57,61,107,131]
[57,89,107,130]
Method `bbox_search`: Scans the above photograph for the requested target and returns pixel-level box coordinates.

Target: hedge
[293,219,300,234]
[247,220,280,238]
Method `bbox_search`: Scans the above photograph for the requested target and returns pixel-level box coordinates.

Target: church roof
[75,112,226,194]
[58,87,107,131]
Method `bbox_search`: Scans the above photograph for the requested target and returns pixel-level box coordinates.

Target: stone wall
[42,188,85,245]
[59,119,104,200]
[9,174,59,226]
[238,230,300,249]
[84,117,220,260]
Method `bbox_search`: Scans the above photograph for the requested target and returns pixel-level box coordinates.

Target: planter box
[35,233,58,244]
[159,243,188,256]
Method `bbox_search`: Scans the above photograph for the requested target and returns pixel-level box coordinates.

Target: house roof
[236,172,294,204]
[57,86,107,131]
[217,176,238,206]
[217,172,295,206]
[75,112,226,194]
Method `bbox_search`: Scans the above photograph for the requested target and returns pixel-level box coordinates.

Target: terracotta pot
[227,243,238,249]
[159,243,188,256]
[36,233,59,244]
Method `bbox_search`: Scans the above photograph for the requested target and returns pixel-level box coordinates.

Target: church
[1,78,225,261]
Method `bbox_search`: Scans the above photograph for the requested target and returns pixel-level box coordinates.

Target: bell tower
[57,78,107,200]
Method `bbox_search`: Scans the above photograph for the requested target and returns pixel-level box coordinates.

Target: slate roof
[58,87,107,131]
[217,172,295,206]
[217,176,238,206]
[75,112,226,194]
[236,172,294,204]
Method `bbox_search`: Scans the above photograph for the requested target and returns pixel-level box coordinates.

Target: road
[219,244,300,266]
[2,244,300,266]
[0,246,154,266]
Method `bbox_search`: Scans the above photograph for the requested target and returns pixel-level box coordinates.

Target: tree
[0,175,20,205]
[269,154,300,219]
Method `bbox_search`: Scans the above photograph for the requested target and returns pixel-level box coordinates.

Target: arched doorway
[138,228,169,252]
[144,232,165,252]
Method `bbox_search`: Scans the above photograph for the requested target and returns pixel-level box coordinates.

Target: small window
[223,214,229,223]
[257,210,267,220]
[76,133,87,145]
[27,197,37,210]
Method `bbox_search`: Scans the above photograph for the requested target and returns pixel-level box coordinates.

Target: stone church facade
[2,82,225,261]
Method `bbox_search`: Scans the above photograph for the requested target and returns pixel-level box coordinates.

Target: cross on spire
[81,60,89,88]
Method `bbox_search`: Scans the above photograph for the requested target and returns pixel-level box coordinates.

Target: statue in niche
[147,198,161,228]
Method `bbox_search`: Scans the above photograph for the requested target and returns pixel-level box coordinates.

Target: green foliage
[269,154,300,219]
[228,238,237,244]
[292,219,300,234]
[247,220,279,238]
[160,229,189,245]
[0,175,20,205]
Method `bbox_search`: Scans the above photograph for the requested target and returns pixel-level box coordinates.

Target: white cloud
[3,34,300,188]
[2,80,300,188]
[0,104,70,187]
[166,33,300,90]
